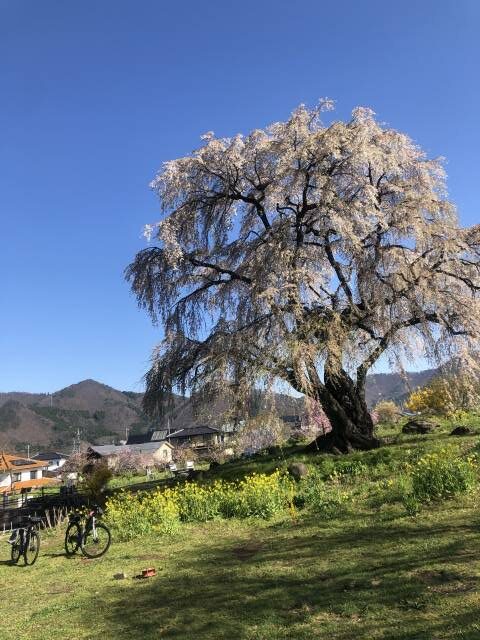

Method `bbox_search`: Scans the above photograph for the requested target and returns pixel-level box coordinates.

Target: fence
[0,476,172,532]
[0,489,89,532]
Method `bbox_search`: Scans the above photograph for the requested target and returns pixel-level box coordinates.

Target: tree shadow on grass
[77,513,480,640]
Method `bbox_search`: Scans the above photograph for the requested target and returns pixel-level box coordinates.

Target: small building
[0,452,60,499]
[128,424,231,452]
[87,441,174,468]
[32,450,69,472]
[167,425,226,450]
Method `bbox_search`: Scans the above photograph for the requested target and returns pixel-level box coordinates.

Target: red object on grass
[142,567,156,578]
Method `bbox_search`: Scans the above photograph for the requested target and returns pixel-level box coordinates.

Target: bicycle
[8,515,42,566]
[64,505,111,559]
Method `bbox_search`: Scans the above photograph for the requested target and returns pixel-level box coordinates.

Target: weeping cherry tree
[127,100,480,453]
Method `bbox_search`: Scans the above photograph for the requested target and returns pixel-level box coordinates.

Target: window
[30,471,37,480]
[13,473,21,482]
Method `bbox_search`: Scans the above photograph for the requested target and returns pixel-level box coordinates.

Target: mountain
[0,380,150,453]
[0,367,439,452]
[365,367,439,406]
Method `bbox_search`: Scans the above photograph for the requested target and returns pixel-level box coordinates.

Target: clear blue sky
[1,0,478,392]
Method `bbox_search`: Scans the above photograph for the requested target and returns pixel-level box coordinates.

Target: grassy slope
[2,415,480,640]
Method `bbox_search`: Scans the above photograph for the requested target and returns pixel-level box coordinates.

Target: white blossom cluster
[127,100,480,443]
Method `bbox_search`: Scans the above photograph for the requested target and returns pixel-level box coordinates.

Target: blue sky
[1,0,478,392]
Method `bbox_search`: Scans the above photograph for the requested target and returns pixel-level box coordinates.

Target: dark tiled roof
[128,424,219,444]
[32,451,69,461]
[168,425,220,439]
[127,429,171,445]
[126,433,152,444]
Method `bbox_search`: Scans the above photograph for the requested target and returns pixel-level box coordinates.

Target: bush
[105,470,294,538]
[229,471,293,519]
[81,463,112,502]
[373,400,400,424]
[105,489,180,540]
[408,449,476,504]
[174,482,223,522]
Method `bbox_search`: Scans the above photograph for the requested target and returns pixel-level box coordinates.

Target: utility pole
[27,444,30,459]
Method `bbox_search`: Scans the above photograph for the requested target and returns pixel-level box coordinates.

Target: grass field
[2,417,480,640]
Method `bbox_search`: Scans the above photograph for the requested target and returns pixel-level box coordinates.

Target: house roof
[0,452,46,473]
[126,429,171,445]
[127,424,223,445]
[168,425,220,439]
[32,451,69,461]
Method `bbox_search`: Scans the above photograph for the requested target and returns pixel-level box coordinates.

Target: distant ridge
[0,367,439,451]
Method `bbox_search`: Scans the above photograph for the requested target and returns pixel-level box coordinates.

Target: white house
[32,450,69,472]
[87,441,174,468]
[0,452,60,499]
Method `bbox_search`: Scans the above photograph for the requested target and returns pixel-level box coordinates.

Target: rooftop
[168,425,221,438]
[0,452,47,473]
[32,451,69,461]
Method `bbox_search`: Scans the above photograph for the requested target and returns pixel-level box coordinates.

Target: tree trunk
[306,364,380,453]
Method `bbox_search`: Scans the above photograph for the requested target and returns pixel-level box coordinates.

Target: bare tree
[234,413,288,455]
[127,100,480,453]
[114,449,149,474]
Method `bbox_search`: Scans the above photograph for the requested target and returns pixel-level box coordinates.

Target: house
[32,450,69,472]
[167,425,227,450]
[87,441,174,468]
[128,423,232,452]
[0,452,60,498]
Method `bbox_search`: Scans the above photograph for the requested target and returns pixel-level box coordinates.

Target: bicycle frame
[65,505,110,558]
[69,509,98,539]
[11,523,36,550]
[9,517,41,565]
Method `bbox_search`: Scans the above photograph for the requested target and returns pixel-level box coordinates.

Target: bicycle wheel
[64,522,81,557]
[24,530,40,566]
[10,537,22,565]
[81,522,111,558]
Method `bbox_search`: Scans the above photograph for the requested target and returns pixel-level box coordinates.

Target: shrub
[105,489,180,540]
[81,463,112,502]
[230,471,293,519]
[373,400,400,424]
[408,449,476,504]
[174,482,222,522]
[105,470,294,538]
[405,374,480,417]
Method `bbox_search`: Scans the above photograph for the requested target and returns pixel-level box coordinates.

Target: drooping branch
[129,100,480,450]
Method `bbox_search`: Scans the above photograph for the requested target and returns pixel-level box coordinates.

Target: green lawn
[2,418,480,639]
